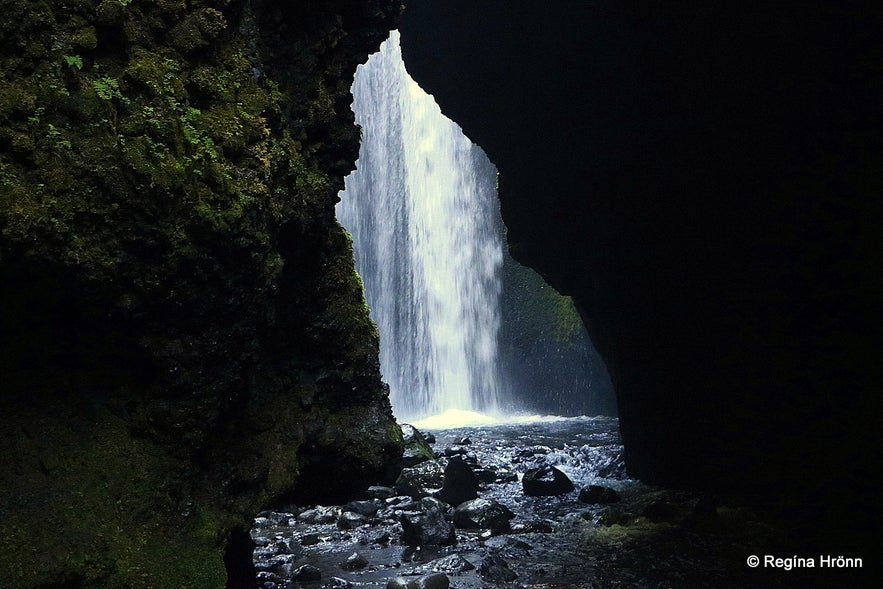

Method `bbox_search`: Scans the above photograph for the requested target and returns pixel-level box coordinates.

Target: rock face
[0,0,402,587]
[399,0,881,551]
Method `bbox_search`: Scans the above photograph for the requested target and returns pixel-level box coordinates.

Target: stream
[250,416,822,588]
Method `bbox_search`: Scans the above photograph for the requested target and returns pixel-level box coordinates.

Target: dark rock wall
[400,0,881,549]
[0,0,401,587]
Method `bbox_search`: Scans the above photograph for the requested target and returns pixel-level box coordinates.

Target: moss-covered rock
[0,0,402,586]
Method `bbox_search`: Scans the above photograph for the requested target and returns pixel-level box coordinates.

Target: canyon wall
[0,1,402,586]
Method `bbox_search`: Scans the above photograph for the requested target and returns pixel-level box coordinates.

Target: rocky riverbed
[251,417,836,588]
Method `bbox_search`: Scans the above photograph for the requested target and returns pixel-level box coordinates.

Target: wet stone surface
[251,417,789,588]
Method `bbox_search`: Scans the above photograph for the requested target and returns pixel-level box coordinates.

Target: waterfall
[337,31,504,421]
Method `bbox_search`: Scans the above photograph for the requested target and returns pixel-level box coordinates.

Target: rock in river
[521,465,575,496]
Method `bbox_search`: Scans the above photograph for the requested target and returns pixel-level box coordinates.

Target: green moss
[0,412,229,588]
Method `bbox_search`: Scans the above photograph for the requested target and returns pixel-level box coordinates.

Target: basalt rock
[0,0,402,586]
[521,466,575,496]
[578,485,622,504]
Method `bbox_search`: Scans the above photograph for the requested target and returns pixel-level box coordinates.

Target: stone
[521,465,574,496]
[366,485,396,499]
[343,499,383,516]
[399,497,456,546]
[400,424,436,467]
[293,564,322,582]
[578,485,621,504]
[337,511,368,529]
[299,533,320,546]
[452,498,515,533]
[298,506,341,524]
[341,552,369,570]
[276,536,302,555]
[423,554,475,573]
[324,578,353,589]
[386,578,412,589]
[437,457,479,507]
[367,529,391,544]
[455,436,472,445]
[395,459,446,498]
[479,555,517,582]
[415,572,450,589]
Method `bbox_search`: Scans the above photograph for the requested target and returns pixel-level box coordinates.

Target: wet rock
[437,457,479,507]
[341,552,369,570]
[367,529,391,545]
[423,432,436,444]
[517,445,550,457]
[400,497,456,546]
[455,436,472,445]
[299,532,321,546]
[401,424,436,467]
[578,485,621,504]
[276,536,303,555]
[396,459,447,498]
[521,465,574,496]
[421,554,475,574]
[472,468,497,483]
[256,571,284,586]
[259,554,297,574]
[343,499,383,516]
[442,445,469,457]
[415,572,450,589]
[298,506,341,524]
[292,564,322,581]
[366,485,396,499]
[386,573,450,589]
[337,511,368,529]
[324,577,353,589]
[479,555,517,582]
[452,498,515,533]
[511,519,555,534]
[495,469,518,483]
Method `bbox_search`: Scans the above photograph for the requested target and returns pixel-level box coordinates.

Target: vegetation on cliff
[0,0,401,586]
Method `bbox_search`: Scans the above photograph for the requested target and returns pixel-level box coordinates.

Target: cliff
[0,0,401,586]
[400,0,881,554]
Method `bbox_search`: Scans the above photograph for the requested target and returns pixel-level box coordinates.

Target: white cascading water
[337,31,504,422]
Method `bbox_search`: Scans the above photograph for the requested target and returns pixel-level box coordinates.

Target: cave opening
[335,31,616,425]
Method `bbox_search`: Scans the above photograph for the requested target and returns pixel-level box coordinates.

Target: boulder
[337,511,368,529]
[452,498,515,533]
[395,459,447,498]
[293,564,322,582]
[343,499,383,517]
[341,552,369,571]
[400,424,436,467]
[399,497,456,546]
[578,485,621,504]
[298,506,341,524]
[521,466,574,496]
[366,485,396,499]
[479,555,517,582]
[437,457,479,506]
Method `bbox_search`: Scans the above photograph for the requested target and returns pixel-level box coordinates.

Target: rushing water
[337,31,504,421]
[252,417,797,589]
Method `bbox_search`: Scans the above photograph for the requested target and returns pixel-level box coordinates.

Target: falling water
[337,31,504,421]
